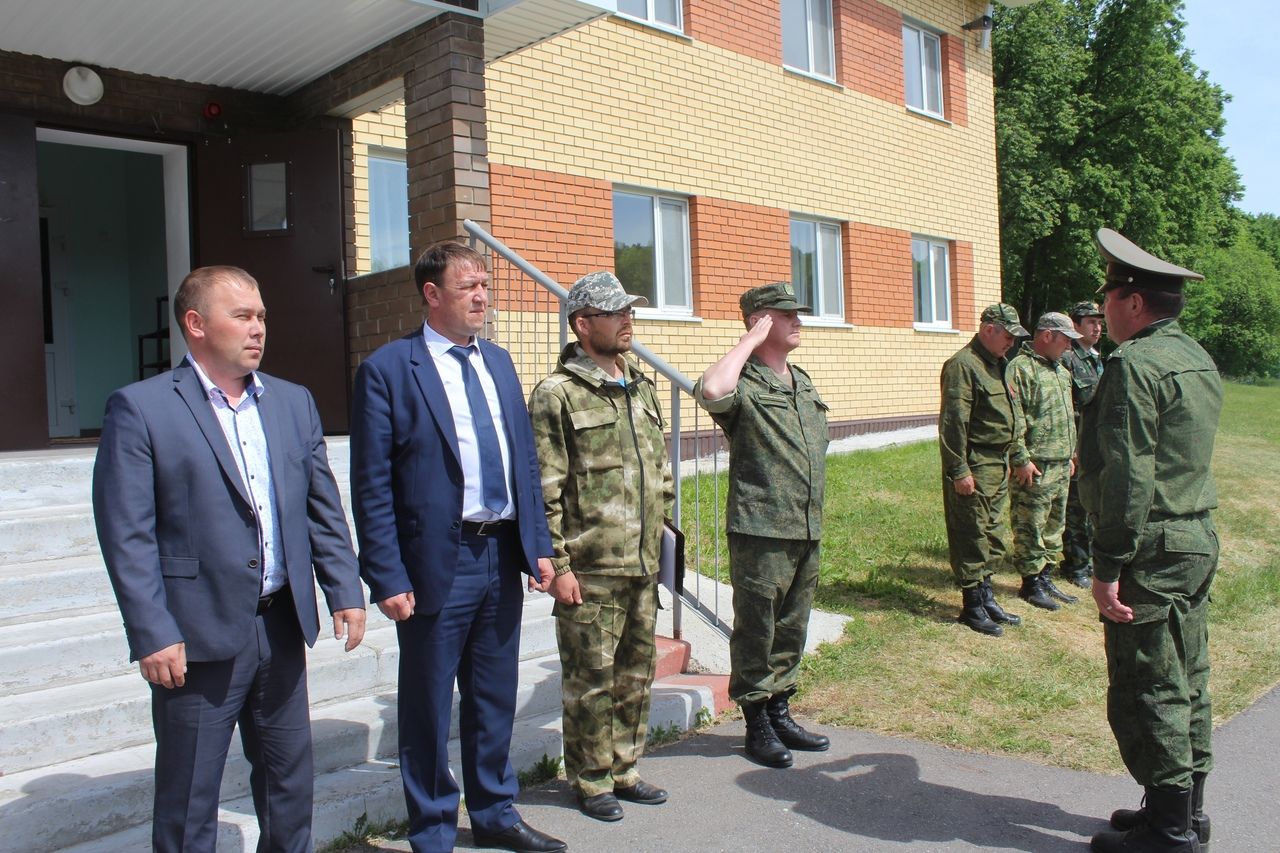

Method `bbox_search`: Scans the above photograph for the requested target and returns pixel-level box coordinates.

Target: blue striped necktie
[448,346,508,513]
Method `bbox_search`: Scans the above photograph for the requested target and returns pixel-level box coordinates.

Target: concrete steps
[0,442,730,851]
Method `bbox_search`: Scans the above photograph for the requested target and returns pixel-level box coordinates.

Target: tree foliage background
[993,0,1280,376]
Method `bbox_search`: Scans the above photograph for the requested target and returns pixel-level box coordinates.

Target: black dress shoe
[472,819,568,852]
[578,791,624,822]
[614,780,668,804]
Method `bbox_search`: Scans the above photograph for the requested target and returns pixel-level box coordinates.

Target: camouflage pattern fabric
[1079,318,1223,789]
[1006,341,1077,468]
[555,574,657,797]
[1060,476,1095,575]
[693,357,828,540]
[939,336,1020,586]
[1009,459,1072,576]
[529,344,673,577]
[726,533,820,704]
[1059,341,1103,577]
[941,458,1010,587]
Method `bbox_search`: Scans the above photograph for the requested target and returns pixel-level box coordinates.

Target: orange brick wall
[489,164,614,310]
[941,33,968,127]
[690,197,791,321]
[837,0,905,104]
[686,0,783,67]
[847,223,913,326]
[952,239,975,330]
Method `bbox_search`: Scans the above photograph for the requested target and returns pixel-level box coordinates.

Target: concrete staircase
[0,440,725,852]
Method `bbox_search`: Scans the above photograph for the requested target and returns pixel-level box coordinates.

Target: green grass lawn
[681,381,1280,774]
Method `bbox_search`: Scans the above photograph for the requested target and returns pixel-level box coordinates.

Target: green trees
[993,0,1244,325]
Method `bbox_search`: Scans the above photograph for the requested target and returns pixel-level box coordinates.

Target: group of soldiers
[938,229,1222,853]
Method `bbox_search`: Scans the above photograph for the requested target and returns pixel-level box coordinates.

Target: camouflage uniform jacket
[529,343,673,577]
[1078,319,1222,583]
[1006,341,1077,467]
[939,336,1022,481]
[1060,340,1104,422]
[693,356,828,541]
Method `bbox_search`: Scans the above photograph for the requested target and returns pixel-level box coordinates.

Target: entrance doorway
[35,129,190,439]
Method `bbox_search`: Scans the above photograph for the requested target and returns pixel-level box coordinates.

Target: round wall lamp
[63,66,104,106]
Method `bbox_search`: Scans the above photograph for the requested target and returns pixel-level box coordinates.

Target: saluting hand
[743,313,774,348]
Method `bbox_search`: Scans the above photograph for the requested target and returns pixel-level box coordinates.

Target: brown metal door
[195,129,349,431]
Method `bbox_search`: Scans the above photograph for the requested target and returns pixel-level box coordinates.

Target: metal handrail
[462,219,729,642]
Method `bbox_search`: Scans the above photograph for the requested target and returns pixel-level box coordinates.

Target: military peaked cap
[1096,228,1203,293]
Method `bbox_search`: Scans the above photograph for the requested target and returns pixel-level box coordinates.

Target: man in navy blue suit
[93,265,367,852]
[350,242,566,853]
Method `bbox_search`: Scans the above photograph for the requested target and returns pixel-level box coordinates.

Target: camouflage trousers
[1105,514,1217,789]
[554,573,657,797]
[942,458,1010,588]
[1059,473,1094,575]
[727,533,820,704]
[1009,458,1071,577]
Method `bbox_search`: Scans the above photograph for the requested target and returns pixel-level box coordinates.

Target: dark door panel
[195,130,349,431]
[0,113,49,450]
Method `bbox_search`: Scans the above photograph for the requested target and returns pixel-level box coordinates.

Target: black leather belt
[462,519,516,537]
[257,588,288,614]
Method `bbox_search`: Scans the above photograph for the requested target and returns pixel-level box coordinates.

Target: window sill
[905,106,952,126]
[635,309,702,324]
[913,323,960,334]
[800,315,852,329]
[783,66,844,91]
[613,13,691,41]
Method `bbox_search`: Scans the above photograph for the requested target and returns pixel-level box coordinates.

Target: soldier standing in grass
[939,303,1029,637]
[1080,229,1222,853]
[1058,301,1106,588]
[694,282,831,769]
[529,272,674,823]
[1007,312,1082,612]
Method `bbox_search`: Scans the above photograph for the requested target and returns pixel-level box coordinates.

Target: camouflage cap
[1037,311,1083,339]
[1068,300,1104,319]
[740,282,812,317]
[1096,228,1203,293]
[979,303,1030,337]
[566,271,649,315]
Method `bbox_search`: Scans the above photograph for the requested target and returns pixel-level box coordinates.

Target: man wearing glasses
[529,272,673,822]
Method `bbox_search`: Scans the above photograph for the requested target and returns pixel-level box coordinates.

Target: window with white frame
[617,0,682,31]
[368,150,410,272]
[781,0,835,80]
[912,237,951,328]
[790,217,843,320]
[903,22,944,116]
[613,190,691,312]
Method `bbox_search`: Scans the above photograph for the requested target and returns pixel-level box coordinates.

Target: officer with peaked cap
[1058,301,1106,588]
[1079,229,1222,853]
[939,303,1030,637]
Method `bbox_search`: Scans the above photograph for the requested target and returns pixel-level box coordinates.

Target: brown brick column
[405,13,490,256]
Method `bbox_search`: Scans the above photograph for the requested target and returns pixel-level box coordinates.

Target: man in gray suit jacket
[93,265,366,852]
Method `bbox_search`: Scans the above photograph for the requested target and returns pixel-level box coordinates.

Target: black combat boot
[1092,786,1200,852]
[741,701,793,768]
[766,690,830,751]
[1064,564,1094,589]
[1019,573,1060,610]
[980,577,1022,626]
[1040,567,1079,603]
[1111,773,1211,848]
[958,585,1002,636]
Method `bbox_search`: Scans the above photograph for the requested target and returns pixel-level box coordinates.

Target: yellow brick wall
[485,3,998,421]
[351,102,406,277]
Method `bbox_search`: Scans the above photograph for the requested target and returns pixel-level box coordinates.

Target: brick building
[0,0,1029,451]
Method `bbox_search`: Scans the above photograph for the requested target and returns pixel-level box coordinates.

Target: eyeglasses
[579,308,635,320]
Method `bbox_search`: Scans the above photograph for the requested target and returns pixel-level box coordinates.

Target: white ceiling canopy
[0,0,614,96]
